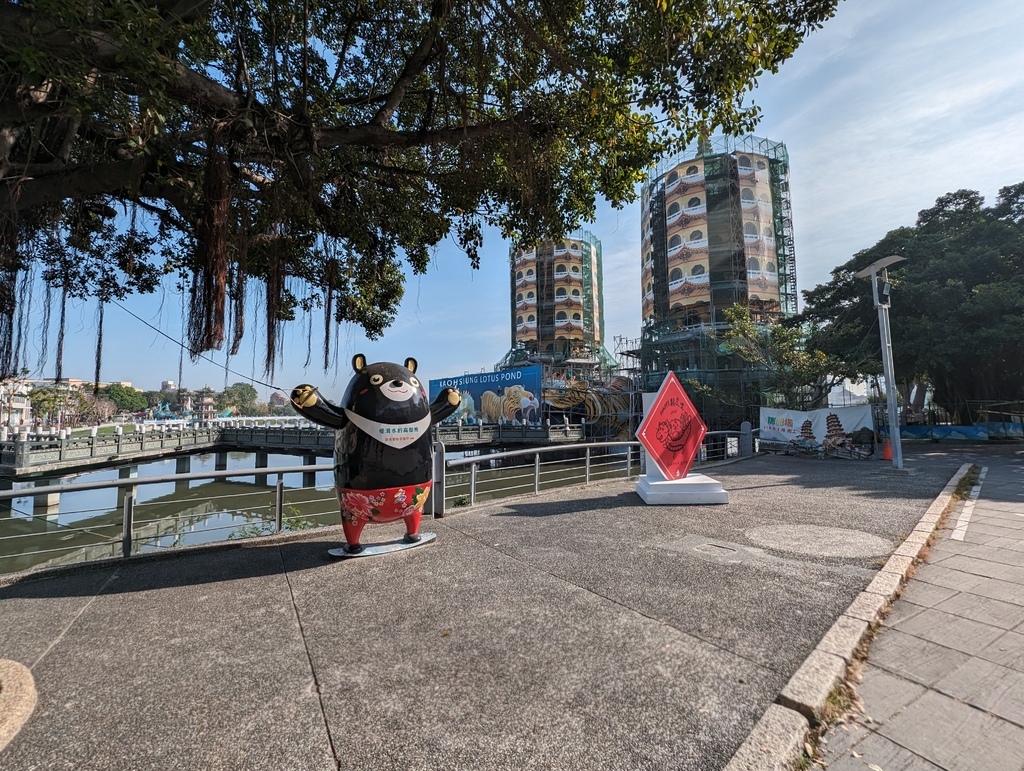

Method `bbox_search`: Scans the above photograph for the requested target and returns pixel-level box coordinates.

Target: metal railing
[0,425,336,474]
[433,429,748,513]
[0,422,592,475]
[0,464,338,576]
[1,428,755,576]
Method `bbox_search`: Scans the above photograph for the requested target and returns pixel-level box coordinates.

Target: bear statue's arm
[290,385,349,429]
[430,387,461,425]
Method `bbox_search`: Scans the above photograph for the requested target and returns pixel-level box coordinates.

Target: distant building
[28,378,137,392]
[197,391,217,421]
[497,230,615,375]
[269,392,289,407]
[161,380,178,392]
[1,383,31,425]
[638,135,798,428]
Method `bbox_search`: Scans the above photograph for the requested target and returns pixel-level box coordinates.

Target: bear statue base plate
[327,532,437,559]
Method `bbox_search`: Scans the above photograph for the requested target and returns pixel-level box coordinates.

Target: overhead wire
[109,299,283,392]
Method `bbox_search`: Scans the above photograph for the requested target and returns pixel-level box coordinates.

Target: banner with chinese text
[760,406,873,452]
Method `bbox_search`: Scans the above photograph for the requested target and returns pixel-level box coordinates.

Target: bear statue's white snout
[381,381,415,402]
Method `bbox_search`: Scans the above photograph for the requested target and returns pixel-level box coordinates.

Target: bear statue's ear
[404,357,418,373]
[352,354,367,373]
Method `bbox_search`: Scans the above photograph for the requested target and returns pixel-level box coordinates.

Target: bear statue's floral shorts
[340,483,432,524]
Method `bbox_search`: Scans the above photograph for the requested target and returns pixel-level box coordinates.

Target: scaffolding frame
[639,135,797,429]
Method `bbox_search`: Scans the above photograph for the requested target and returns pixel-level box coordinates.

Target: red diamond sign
[637,371,707,480]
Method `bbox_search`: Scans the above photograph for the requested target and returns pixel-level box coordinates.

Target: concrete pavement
[822,449,1024,770]
[0,445,1018,770]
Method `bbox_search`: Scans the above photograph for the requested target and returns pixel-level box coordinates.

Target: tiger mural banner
[429,366,543,426]
[541,377,634,440]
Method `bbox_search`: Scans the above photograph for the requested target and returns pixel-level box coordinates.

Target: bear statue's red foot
[341,518,367,550]
[402,509,422,543]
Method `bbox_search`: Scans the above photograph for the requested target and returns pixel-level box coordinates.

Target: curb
[0,659,37,753]
[723,462,972,770]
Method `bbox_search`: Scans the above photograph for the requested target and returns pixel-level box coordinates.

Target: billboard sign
[429,366,543,425]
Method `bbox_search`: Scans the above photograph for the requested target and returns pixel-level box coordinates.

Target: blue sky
[36,0,1024,398]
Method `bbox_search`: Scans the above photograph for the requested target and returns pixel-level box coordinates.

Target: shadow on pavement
[0,536,352,598]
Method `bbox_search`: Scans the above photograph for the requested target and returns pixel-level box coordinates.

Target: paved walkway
[1,445,1022,770]
[824,452,1024,770]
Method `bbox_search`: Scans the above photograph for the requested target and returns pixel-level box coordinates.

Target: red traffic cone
[882,440,892,461]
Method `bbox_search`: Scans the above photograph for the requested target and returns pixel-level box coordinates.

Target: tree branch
[1,156,191,216]
[0,1,246,116]
[317,110,544,149]
[485,0,590,88]
[371,1,450,127]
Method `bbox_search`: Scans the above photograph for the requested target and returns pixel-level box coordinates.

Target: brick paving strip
[726,463,973,771]
[819,459,1024,771]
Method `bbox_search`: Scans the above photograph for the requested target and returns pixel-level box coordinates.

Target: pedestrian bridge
[0,422,589,479]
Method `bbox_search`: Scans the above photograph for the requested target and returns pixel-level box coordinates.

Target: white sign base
[636,467,729,505]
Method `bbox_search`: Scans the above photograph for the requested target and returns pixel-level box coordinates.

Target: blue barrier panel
[977,422,1023,439]
[879,425,991,441]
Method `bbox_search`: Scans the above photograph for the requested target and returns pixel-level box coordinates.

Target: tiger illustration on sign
[480,384,540,425]
[543,381,632,439]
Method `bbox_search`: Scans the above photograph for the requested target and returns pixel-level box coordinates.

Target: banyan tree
[0,0,839,381]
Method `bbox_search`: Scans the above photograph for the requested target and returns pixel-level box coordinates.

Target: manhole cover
[744,525,891,558]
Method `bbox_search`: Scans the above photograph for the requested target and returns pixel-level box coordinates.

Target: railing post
[534,453,540,495]
[585,446,591,484]
[275,477,284,532]
[626,445,633,477]
[121,485,135,558]
[470,462,477,505]
[14,432,27,469]
[432,441,446,518]
[739,421,753,457]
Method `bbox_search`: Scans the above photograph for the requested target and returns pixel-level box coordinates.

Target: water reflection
[0,453,338,575]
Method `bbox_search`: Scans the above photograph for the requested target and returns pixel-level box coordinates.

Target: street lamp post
[854,255,906,470]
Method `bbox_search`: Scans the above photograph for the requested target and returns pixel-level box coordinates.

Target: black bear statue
[291,355,460,554]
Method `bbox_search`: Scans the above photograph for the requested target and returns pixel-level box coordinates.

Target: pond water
[0,453,338,574]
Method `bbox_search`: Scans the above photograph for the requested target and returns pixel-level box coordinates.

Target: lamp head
[877,278,892,307]
[853,254,906,279]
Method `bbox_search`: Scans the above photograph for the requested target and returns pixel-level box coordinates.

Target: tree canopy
[800,184,1024,421]
[715,304,857,410]
[217,380,258,410]
[0,0,838,379]
[100,381,149,412]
